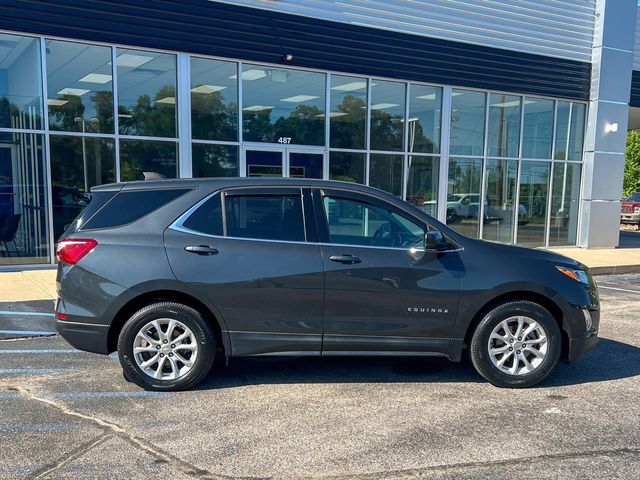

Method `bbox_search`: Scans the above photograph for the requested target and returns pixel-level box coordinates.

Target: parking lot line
[0,310,54,317]
[52,391,165,399]
[0,349,79,354]
[0,422,82,432]
[0,369,73,374]
[0,330,56,336]
[598,285,640,294]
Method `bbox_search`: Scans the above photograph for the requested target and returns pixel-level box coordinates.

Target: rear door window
[225,194,305,242]
[181,194,223,236]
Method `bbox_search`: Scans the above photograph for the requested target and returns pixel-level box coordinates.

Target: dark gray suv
[55,178,599,391]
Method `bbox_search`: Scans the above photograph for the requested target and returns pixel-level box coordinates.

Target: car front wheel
[469,301,562,388]
[117,302,216,391]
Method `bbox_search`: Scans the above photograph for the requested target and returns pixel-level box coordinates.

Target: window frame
[314,188,428,250]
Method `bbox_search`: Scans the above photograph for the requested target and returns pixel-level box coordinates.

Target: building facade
[0,0,636,267]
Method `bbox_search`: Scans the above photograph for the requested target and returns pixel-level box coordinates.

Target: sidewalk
[548,247,640,275]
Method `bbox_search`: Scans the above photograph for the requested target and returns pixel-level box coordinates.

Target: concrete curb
[590,265,640,276]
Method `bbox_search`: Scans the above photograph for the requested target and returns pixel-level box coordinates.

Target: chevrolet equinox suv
[55,178,599,391]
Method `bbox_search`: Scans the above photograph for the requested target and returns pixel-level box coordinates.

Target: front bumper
[621,212,640,223]
[56,318,109,354]
[565,333,599,363]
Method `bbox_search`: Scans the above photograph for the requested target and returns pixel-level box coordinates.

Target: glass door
[287,150,324,179]
[243,145,326,179]
[245,149,284,177]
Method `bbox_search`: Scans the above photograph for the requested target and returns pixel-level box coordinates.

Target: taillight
[56,239,98,265]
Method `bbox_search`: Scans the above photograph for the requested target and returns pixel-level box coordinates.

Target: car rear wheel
[117,302,216,391]
[469,301,562,388]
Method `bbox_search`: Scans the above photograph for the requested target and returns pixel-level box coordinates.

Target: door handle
[185,245,219,255]
[329,254,361,264]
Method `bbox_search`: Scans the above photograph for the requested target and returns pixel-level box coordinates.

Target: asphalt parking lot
[1,275,639,479]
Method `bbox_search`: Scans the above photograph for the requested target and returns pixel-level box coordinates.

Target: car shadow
[544,338,640,387]
[195,337,640,390]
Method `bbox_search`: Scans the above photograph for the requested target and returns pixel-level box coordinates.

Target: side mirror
[424,230,451,252]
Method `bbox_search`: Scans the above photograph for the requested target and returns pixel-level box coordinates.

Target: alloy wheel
[487,316,548,375]
[133,318,198,380]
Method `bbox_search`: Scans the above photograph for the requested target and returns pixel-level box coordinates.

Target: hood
[481,240,583,269]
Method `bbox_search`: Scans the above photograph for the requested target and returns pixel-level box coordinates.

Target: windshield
[625,193,640,202]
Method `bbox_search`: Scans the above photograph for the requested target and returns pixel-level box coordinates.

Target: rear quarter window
[62,190,117,237]
[81,189,190,230]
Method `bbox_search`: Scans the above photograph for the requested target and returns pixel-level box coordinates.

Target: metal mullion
[438,86,452,223]
[238,61,245,177]
[177,54,192,178]
[39,37,55,265]
[545,101,559,247]
[324,72,331,179]
[479,91,490,240]
[514,95,526,245]
[402,83,410,201]
[42,130,116,139]
[329,148,368,153]
[191,139,240,146]
[118,135,179,142]
[365,78,372,185]
[0,127,45,134]
[112,46,121,183]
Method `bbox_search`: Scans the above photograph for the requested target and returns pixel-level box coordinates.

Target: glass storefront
[0,30,588,265]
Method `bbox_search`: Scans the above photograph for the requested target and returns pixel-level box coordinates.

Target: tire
[469,301,562,388]
[117,302,216,391]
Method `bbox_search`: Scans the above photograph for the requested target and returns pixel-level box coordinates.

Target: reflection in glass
[0,133,49,264]
[190,58,238,141]
[46,40,114,134]
[242,65,325,145]
[522,98,554,159]
[245,150,283,177]
[0,34,42,130]
[517,161,550,247]
[117,49,177,138]
[329,151,365,184]
[554,102,586,161]
[549,162,581,246]
[408,85,441,154]
[192,144,238,178]
[450,89,486,156]
[330,75,367,149]
[119,139,177,181]
[483,159,517,243]
[406,156,439,217]
[323,196,424,248]
[487,94,520,157]
[289,152,323,179]
[369,154,403,196]
[370,80,405,152]
[447,158,482,238]
[50,136,115,240]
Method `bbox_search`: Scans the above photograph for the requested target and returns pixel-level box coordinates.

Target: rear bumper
[56,319,109,354]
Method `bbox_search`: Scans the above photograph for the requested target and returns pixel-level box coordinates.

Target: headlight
[556,266,590,284]
[635,206,640,213]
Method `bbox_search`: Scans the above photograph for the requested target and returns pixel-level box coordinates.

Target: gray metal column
[580,0,637,247]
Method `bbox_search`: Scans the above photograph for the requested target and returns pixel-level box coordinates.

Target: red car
[621,192,640,226]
